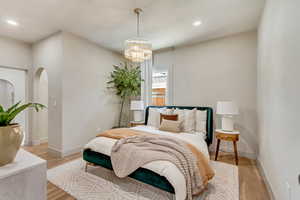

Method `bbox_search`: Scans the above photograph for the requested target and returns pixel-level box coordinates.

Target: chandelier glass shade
[124,8,152,63]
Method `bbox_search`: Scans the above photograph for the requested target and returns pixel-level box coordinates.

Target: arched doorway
[33,68,49,145]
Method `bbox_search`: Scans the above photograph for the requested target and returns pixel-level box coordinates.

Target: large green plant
[0,101,45,127]
[107,62,142,127]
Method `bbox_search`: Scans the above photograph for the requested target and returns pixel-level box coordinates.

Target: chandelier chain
[134,8,142,37]
[137,11,139,37]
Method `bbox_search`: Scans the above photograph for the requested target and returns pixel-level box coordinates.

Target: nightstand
[214,129,240,165]
[129,121,145,127]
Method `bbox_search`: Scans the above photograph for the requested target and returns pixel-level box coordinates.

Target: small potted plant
[0,101,45,166]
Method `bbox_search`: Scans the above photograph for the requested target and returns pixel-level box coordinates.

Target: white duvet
[84,126,210,200]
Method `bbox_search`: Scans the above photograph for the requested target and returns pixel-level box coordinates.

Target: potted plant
[0,101,45,166]
[107,62,142,127]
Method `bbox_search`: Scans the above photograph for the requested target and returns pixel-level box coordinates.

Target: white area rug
[47,159,238,200]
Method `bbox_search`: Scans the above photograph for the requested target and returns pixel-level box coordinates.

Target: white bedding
[84,126,210,200]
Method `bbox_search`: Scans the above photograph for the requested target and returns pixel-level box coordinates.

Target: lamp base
[221,117,234,132]
[133,110,143,122]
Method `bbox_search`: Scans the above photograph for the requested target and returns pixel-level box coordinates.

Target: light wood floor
[23,143,270,200]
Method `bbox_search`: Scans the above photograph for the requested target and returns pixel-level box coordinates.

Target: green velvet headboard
[145,106,214,146]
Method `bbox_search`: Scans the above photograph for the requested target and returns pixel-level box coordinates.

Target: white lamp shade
[130,100,144,110]
[216,101,239,115]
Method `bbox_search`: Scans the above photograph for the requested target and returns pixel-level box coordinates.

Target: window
[151,71,167,106]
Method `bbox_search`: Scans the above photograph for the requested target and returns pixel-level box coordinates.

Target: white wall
[32,32,121,156]
[61,32,120,155]
[32,32,63,152]
[0,36,32,69]
[258,0,300,199]
[154,31,258,157]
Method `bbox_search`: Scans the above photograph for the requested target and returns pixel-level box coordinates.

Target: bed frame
[83,106,213,194]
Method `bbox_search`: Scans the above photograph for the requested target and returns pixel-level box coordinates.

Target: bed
[83,106,213,199]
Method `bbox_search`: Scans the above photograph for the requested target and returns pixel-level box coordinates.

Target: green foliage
[107,62,142,98]
[0,101,46,127]
[107,62,143,127]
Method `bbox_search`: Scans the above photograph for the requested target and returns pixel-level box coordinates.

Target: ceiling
[0,0,265,52]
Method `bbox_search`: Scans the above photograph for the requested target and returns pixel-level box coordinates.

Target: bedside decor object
[130,100,144,122]
[215,129,240,165]
[107,63,142,127]
[124,8,152,63]
[216,101,239,132]
[0,101,45,166]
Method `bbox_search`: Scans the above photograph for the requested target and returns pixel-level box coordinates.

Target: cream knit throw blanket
[110,134,206,200]
[96,128,214,200]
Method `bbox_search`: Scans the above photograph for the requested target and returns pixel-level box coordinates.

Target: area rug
[47,159,238,200]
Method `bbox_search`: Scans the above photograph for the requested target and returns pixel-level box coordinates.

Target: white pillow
[183,109,196,132]
[148,108,173,128]
[173,108,184,121]
[195,110,207,133]
[174,108,196,132]
[164,108,174,115]
[147,108,160,128]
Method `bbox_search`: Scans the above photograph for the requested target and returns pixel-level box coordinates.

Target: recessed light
[192,20,202,27]
[6,19,19,26]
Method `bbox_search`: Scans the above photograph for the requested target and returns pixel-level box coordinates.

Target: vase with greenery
[0,101,45,166]
[107,62,142,127]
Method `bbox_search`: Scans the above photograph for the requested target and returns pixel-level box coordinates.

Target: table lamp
[130,100,144,122]
[216,101,239,131]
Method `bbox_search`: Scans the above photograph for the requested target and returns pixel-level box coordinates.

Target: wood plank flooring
[23,143,270,200]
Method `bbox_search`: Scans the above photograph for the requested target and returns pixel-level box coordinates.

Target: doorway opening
[34,68,49,145]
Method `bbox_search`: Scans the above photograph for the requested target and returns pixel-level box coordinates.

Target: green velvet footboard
[83,149,175,193]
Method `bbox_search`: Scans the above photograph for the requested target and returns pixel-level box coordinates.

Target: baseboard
[48,145,82,158]
[61,146,83,157]
[32,140,41,146]
[31,137,48,146]
[40,137,48,144]
[48,146,63,158]
[256,159,276,200]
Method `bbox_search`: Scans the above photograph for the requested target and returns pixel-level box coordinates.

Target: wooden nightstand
[129,121,145,127]
[214,129,240,165]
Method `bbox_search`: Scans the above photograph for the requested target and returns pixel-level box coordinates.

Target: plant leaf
[0,112,9,126]
[6,101,21,113]
[5,103,46,125]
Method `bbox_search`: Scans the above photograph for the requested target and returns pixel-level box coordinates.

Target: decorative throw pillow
[148,108,174,128]
[174,108,196,132]
[195,110,207,133]
[160,114,178,124]
[159,119,182,133]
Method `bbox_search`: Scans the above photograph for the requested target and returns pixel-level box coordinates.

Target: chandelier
[124,8,152,63]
